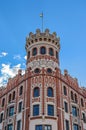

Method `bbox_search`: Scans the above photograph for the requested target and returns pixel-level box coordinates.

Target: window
[0,113,3,123]
[81,98,84,107]
[28,51,30,59]
[34,87,40,97]
[73,124,78,130]
[36,125,42,130]
[33,105,39,116]
[18,102,22,113]
[2,98,5,107]
[40,47,46,54]
[65,120,69,130]
[56,51,58,59]
[7,124,13,130]
[9,106,14,116]
[63,86,67,95]
[32,48,37,56]
[72,106,77,117]
[82,113,86,122]
[12,91,15,100]
[19,86,23,96]
[75,94,78,103]
[17,120,21,130]
[47,87,53,97]
[34,68,40,73]
[8,94,11,103]
[47,105,54,116]
[64,102,68,113]
[47,68,52,73]
[71,91,74,100]
[35,125,52,130]
[49,48,54,56]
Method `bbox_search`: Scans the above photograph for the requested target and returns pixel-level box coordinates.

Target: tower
[25,29,61,130]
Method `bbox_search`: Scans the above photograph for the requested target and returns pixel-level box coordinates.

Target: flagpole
[40,12,43,32]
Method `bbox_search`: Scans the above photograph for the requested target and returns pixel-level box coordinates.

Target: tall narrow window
[32,48,37,56]
[9,94,11,103]
[47,105,54,116]
[18,102,22,113]
[56,51,58,59]
[28,51,30,59]
[47,87,53,97]
[65,120,69,130]
[19,86,23,96]
[35,125,42,130]
[81,98,84,107]
[9,106,14,116]
[33,104,39,116]
[63,86,67,95]
[33,87,40,97]
[75,94,78,103]
[82,113,85,122]
[71,91,74,100]
[40,47,46,54]
[73,124,78,130]
[12,91,15,100]
[72,106,77,117]
[0,113,3,123]
[49,48,54,56]
[7,124,13,130]
[17,120,21,130]
[2,98,5,107]
[64,102,68,113]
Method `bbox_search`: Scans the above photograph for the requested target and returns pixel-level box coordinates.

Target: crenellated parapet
[25,28,60,50]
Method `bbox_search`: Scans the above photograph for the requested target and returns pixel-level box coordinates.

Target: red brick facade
[0,29,86,130]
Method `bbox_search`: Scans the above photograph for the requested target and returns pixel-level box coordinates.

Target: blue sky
[0,0,86,87]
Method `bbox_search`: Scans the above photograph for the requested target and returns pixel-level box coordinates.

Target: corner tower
[25,29,60,70]
[25,29,61,130]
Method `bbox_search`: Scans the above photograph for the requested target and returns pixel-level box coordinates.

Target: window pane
[49,48,54,56]
[48,105,54,116]
[34,87,39,97]
[36,125,42,130]
[47,87,53,97]
[64,102,68,113]
[7,124,13,130]
[72,106,77,117]
[17,120,21,130]
[40,47,46,54]
[33,105,39,116]
[65,120,69,130]
[73,124,78,130]
[9,106,14,116]
[18,102,22,113]
[33,48,37,56]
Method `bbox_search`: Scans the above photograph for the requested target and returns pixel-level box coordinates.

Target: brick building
[0,29,86,130]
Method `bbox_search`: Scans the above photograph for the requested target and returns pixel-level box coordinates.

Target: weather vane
[40,12,43,32]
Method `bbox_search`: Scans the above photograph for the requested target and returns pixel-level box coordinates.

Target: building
[0,29,86,130]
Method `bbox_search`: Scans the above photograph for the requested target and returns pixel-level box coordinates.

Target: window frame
[49,48,54,56]
[47,87,53,97]
[33,87,40,97]
[32,47,37,56]
[40,46,46,55]
[33,104,39,116]
[18,101,22,113]
[47,104,54,116]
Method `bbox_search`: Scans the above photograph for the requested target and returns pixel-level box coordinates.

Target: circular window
[47,68,52,73]
[34,68,40,73]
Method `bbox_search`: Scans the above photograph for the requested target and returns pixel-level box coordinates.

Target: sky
[0,0,86,87]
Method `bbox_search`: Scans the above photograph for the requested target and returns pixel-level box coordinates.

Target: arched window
[56,51,58,59]
[19,86,23,96]
[33,87,40,97]
[40,47,46,54]
[49,48,54,56]
[12,91,15,100]
[47,87,53,97]
[71,91,74,100]
[81,98,84,107]
[28,51,30,59]
[75,94,78,103]
[32,48,37,56]
[2,98,5,107]
[9,94,11,103]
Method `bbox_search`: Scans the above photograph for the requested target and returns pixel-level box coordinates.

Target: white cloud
[0,52,8,57]
[0,63,24,87]
[24,55,27,60]
[13,55,21,60]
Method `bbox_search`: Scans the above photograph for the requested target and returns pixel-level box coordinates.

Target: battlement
[25,28,60,50]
